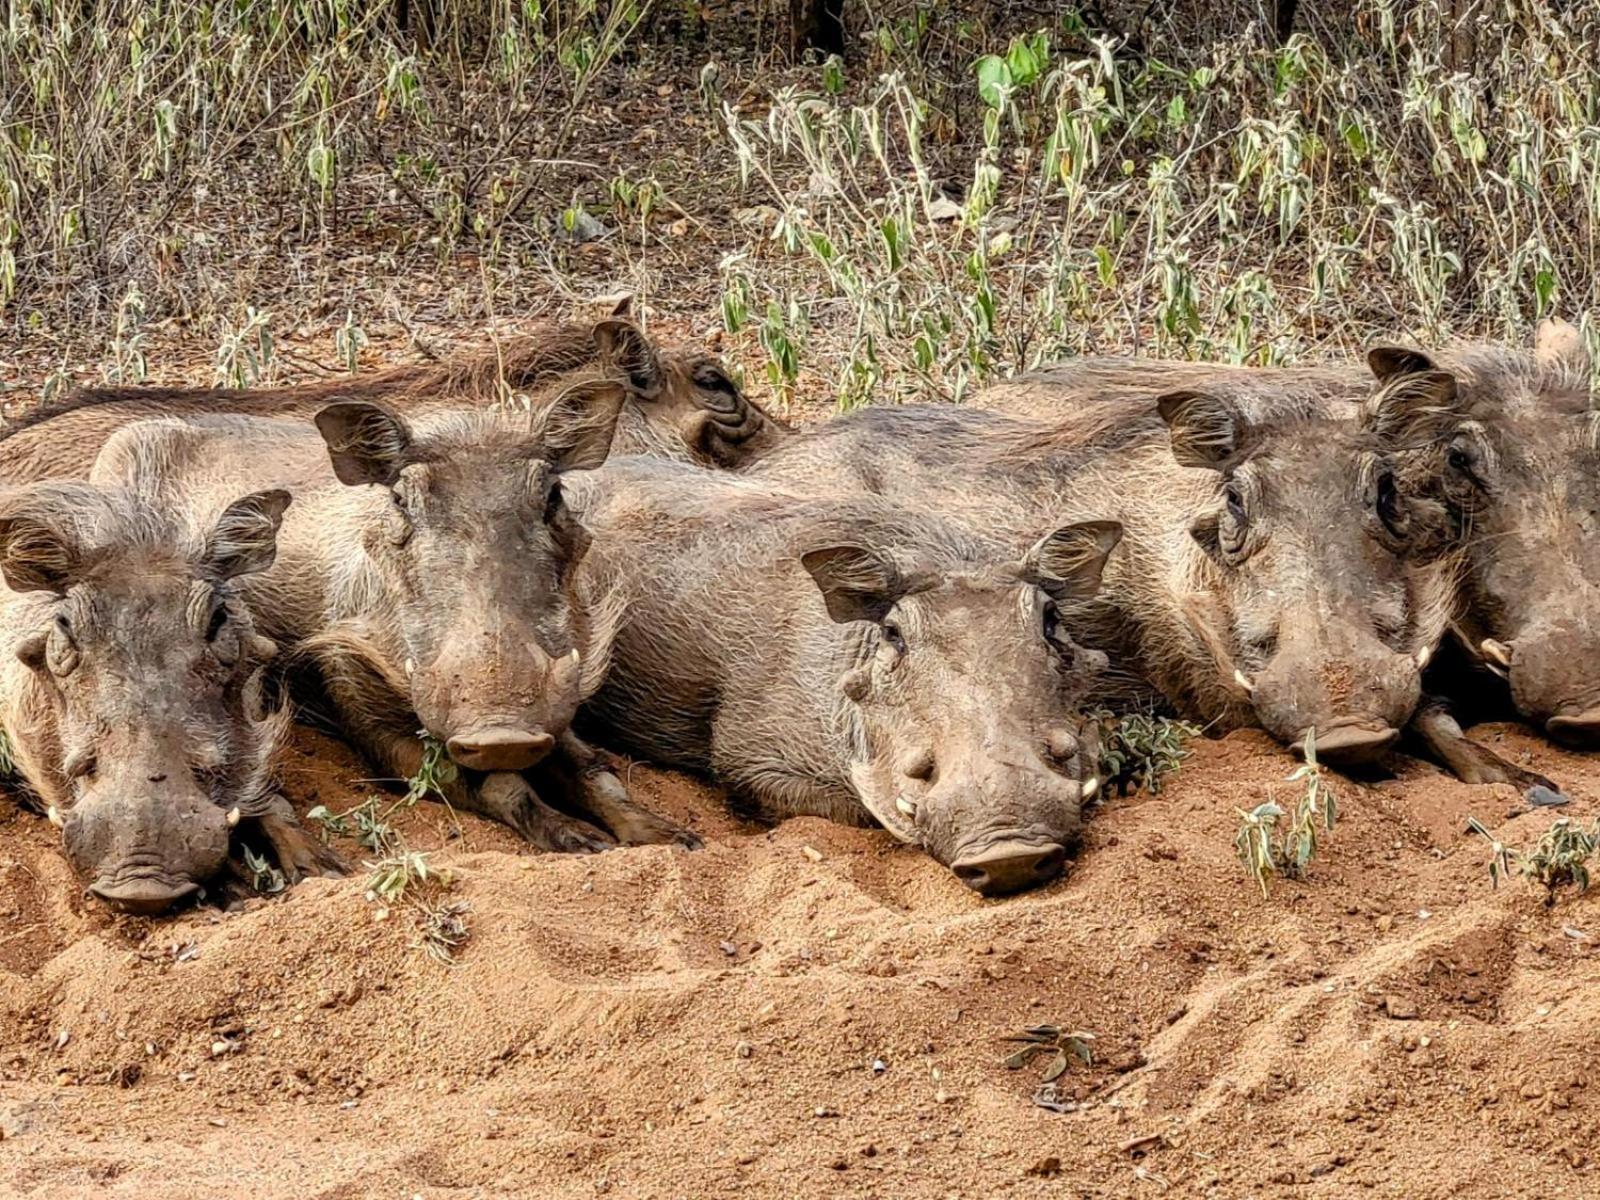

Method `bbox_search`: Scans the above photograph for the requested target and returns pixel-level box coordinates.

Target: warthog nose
[1546,708,1600,747]
[445,728,556,772]
[89,878,200,916]
[951,842,1066,898]
[1295,721,1399,766]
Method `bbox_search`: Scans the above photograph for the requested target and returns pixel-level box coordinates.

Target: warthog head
[1366,319,1600,743]
[311,385,624,773]
[1157,390,1453,764]
[803,520,1122,896]
[592,311,786,466]
[0,482,289,914]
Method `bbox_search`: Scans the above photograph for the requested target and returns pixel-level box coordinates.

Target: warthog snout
[1546,707,1600,747]
[1293,718,1401,766]
[445,726,557,772]
[950,840,1068,897]
[89,876,202,915]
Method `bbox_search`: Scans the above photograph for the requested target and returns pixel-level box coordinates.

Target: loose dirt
[1,717,1596,1199]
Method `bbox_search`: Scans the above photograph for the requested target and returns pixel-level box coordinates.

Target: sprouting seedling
[413,898,472,963]
[243,846,286,894]
[1095,711,1198,797]
[1235,801,1285,898]
[1519,817,1597,901]
[1281,727,1337,878]
[1466,816,1515,888]
[1001,1025,1095,1082]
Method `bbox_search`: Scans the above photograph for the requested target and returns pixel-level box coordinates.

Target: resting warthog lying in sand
[91,386,697,853]
[974,318,1599,787]
[742,395,1456,768]
[1,303,789,486]
[566,458,1123,897]
[0,481,337,914]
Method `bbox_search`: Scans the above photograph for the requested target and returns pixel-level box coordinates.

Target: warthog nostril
[1296,722,1399,766]
[1547,708,1600,747]
[445,728,556,772]
[950,842,1067,898]
[88,878,200,916]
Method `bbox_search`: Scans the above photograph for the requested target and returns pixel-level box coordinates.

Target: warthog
[1,303,788,487]
[566,458,1122,896]
[974,320,1599,785]
[91,386,697,852]
[742,397,1455,766]
[0,480,337,914]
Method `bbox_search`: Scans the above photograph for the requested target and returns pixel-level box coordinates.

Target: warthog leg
[465,771,616,855]
[257,794,347,882]
[532,731,703,849]
[1409,699,1561,793]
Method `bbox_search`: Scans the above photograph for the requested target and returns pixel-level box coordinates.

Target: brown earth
[0,716,1597,1199]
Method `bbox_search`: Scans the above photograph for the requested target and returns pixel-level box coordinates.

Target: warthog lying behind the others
[973,319,1600,787]
[0,480,337,914]
[91,386,697,852]
[743,397,1456,767]
[566,458,1123,897]
[1,302,789,487]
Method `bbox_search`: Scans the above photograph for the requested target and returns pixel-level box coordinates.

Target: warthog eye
[694,366,738,396]
[543,479,565,525]
[1376,470,1407,536]
[881,622,907,656]
[205,602,228,643]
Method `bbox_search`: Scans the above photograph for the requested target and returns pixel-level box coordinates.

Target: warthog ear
[1157,390,1244,469]
[1365,369,1461,450]
[541,381,626,472]
[0,484,94,596]
[315,401,414,487]
[1535,317,1591,375]
[204,489,291,580]
[592,319,663,397]
[1367,345,1439,382]
[801,544,907,625]
[1023,520,1124,602]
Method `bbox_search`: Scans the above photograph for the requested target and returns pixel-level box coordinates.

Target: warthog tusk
[568,648,582,666]
[1233,669,1255,696]
[225,807,242,828]
[404,657,415,677]
[46,805,63,828]
[895,796,917,818]
[1414,644,1432,671]
[1481,639,1513,669]
[1081,775,1101,801]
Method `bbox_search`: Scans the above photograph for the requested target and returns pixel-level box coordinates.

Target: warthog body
[743,398,1455,766]
[91,390,696,851]
[566,458,1122,896]
[2,311,788,486]
[974,322,1600,783]
[0,480,336,914]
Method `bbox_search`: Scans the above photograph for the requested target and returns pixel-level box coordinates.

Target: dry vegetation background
[4,0,1600,416]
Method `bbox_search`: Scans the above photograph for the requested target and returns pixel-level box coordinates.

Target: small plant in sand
[242,846,286,895]
[1001,1025,1096,1081]
[1095,712,1198,797]
[1472,815,1599,903]
[307,732,471,961]
[1235,729,1340,897]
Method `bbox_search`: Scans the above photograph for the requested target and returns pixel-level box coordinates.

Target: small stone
[1383,995,1418,1020]
[1376,914,1395,933]
[801,846,824,863]
[871,1059,887,1074]
[1521,1082,1545,1101]
[735,1042,753,1059]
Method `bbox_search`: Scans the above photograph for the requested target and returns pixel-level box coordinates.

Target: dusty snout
[64,783,233,915]
[412,637,585,773]
[1494,617,1600,747]
[1249,628,1420,767]
[902,737,1086,898]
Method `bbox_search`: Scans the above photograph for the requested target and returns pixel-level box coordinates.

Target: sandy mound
[1,723,1597,1199]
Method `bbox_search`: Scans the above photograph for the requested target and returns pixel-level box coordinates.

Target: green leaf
[975,55,1011,109]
